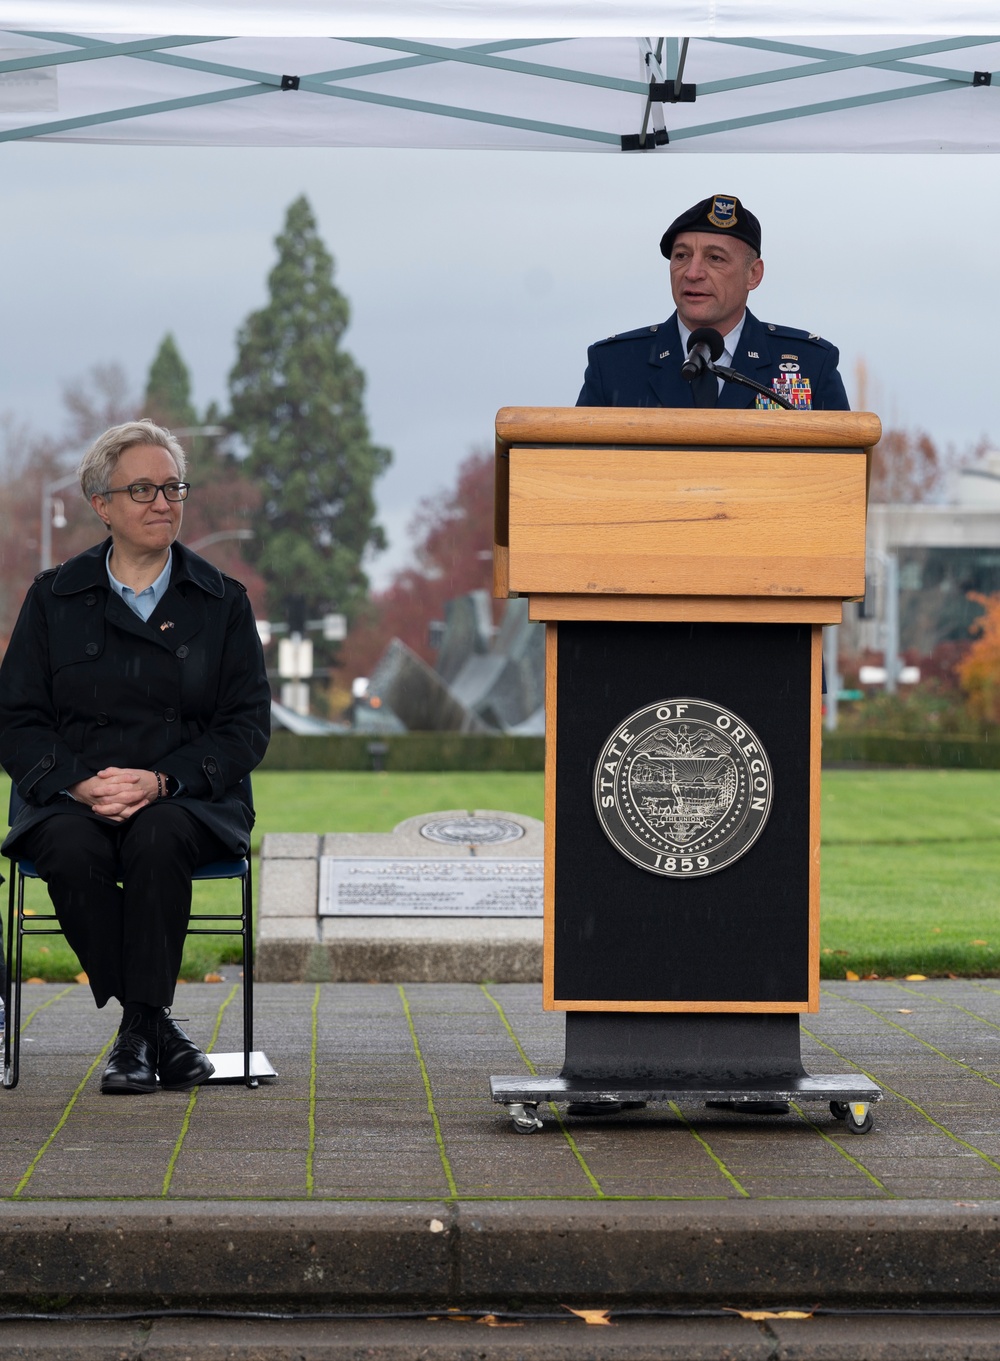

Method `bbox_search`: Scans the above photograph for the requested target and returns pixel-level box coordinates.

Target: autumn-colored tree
[337,446,495,686]
[956,592,1000,726]
[855,358,956,504]
[868,427,947,504]
[63,362,137,447]
[0,367,138,649]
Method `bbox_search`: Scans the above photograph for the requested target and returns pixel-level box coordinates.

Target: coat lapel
[646,316,696,408]
[91,542,213,651]
[645,311,775,410]
[147,583,206,647]
[718,310,774,409]
[642,315,688,405]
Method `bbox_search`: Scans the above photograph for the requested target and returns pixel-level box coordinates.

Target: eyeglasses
[102,481,190,503]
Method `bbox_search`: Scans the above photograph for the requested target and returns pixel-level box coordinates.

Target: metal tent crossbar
[0,30,996,150]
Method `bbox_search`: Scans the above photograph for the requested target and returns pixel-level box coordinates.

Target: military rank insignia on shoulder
[766,322,834,351]
[595,323,661,347]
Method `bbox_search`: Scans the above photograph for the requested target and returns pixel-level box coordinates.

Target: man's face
[669,231,764,336]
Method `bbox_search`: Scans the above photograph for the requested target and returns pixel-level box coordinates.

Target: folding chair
[3,781,257,1090]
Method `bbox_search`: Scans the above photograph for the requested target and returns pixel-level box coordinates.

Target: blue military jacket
[577,308,849,410]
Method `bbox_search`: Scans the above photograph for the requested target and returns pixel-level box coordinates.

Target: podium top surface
[496,406,882,451]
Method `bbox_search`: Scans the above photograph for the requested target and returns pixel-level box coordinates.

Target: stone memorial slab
[257,810,544,982]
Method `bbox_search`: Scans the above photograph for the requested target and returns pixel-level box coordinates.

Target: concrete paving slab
[3,981,1000,1312]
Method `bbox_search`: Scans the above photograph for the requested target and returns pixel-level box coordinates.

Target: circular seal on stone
[419,815,525,845]
[593,698,773,878]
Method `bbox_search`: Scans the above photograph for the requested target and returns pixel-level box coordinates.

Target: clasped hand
[68,767,159,822]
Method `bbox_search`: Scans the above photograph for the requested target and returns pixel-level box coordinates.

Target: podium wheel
[507,1102,543,1134]
[830,1101,849,1121]
[844,1102,874,1135]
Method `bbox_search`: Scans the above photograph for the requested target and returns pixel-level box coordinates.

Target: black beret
[659,194,761,258]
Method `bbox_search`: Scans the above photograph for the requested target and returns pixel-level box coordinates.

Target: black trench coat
[0,538,271,857]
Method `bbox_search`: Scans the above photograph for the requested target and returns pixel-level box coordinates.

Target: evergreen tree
[227,195,390,623]
[144,333,197,429]
[143,334,267,615]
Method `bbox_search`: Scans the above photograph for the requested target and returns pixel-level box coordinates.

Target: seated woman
[0,420,270,1094]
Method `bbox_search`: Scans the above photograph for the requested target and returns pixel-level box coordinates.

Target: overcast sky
[2,145,997,584]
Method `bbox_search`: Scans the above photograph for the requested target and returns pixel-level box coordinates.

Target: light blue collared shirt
[106,548,172,622]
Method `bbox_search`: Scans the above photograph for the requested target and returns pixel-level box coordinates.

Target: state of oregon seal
[592,698,773,878]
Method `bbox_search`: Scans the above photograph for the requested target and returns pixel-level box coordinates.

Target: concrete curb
[2,1201,1000,1310]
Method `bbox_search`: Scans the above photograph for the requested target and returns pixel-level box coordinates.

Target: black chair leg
[3,866,14,1089]
[243,869,257,1089]
[4,869,25,1090]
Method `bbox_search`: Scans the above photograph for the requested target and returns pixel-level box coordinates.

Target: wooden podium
[488,407,884,1134]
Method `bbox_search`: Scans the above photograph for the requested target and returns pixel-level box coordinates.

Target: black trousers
[24,802,229,1010]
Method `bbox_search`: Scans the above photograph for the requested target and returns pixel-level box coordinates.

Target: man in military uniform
[577,193,849,411]
[572,194,842,1122]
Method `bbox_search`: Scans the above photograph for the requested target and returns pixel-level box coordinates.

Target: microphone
[681,327,725,381]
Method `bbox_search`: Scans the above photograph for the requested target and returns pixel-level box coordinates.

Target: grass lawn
[247,771,545,847]
[821,769,1000,979]
[1,768,996,982]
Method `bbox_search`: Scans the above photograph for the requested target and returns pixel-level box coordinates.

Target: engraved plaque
[320,857,543,917]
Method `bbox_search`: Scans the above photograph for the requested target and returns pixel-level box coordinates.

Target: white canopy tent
[1,3,998,151]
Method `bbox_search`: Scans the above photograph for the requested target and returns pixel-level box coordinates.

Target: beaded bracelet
[154,770,166,800]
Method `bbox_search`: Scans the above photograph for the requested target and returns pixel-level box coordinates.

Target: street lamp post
[823,623,841,732]
[186,528,254,553]
[40,470,82,572]
[880,551,902,695]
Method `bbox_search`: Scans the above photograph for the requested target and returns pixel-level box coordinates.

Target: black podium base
[562,1011,807,1082]
[490,1012,881,1134]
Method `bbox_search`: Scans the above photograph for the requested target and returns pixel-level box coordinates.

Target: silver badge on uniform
[779,361,800,373]
[593,698,773,878]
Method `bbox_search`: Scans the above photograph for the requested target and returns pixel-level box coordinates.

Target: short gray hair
[78,419,187,499]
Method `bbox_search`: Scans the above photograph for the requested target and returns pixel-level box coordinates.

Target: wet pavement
[7,978,1000,1205]
[4,979,1000,1352]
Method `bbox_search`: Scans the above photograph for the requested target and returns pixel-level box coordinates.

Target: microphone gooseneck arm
[710,363,796,410]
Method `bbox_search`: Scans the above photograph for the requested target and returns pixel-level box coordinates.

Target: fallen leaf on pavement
[728,1309,814,1321]
[564,1307,613,1325]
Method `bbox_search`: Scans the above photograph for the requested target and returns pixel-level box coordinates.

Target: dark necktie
[691,361,718,408]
